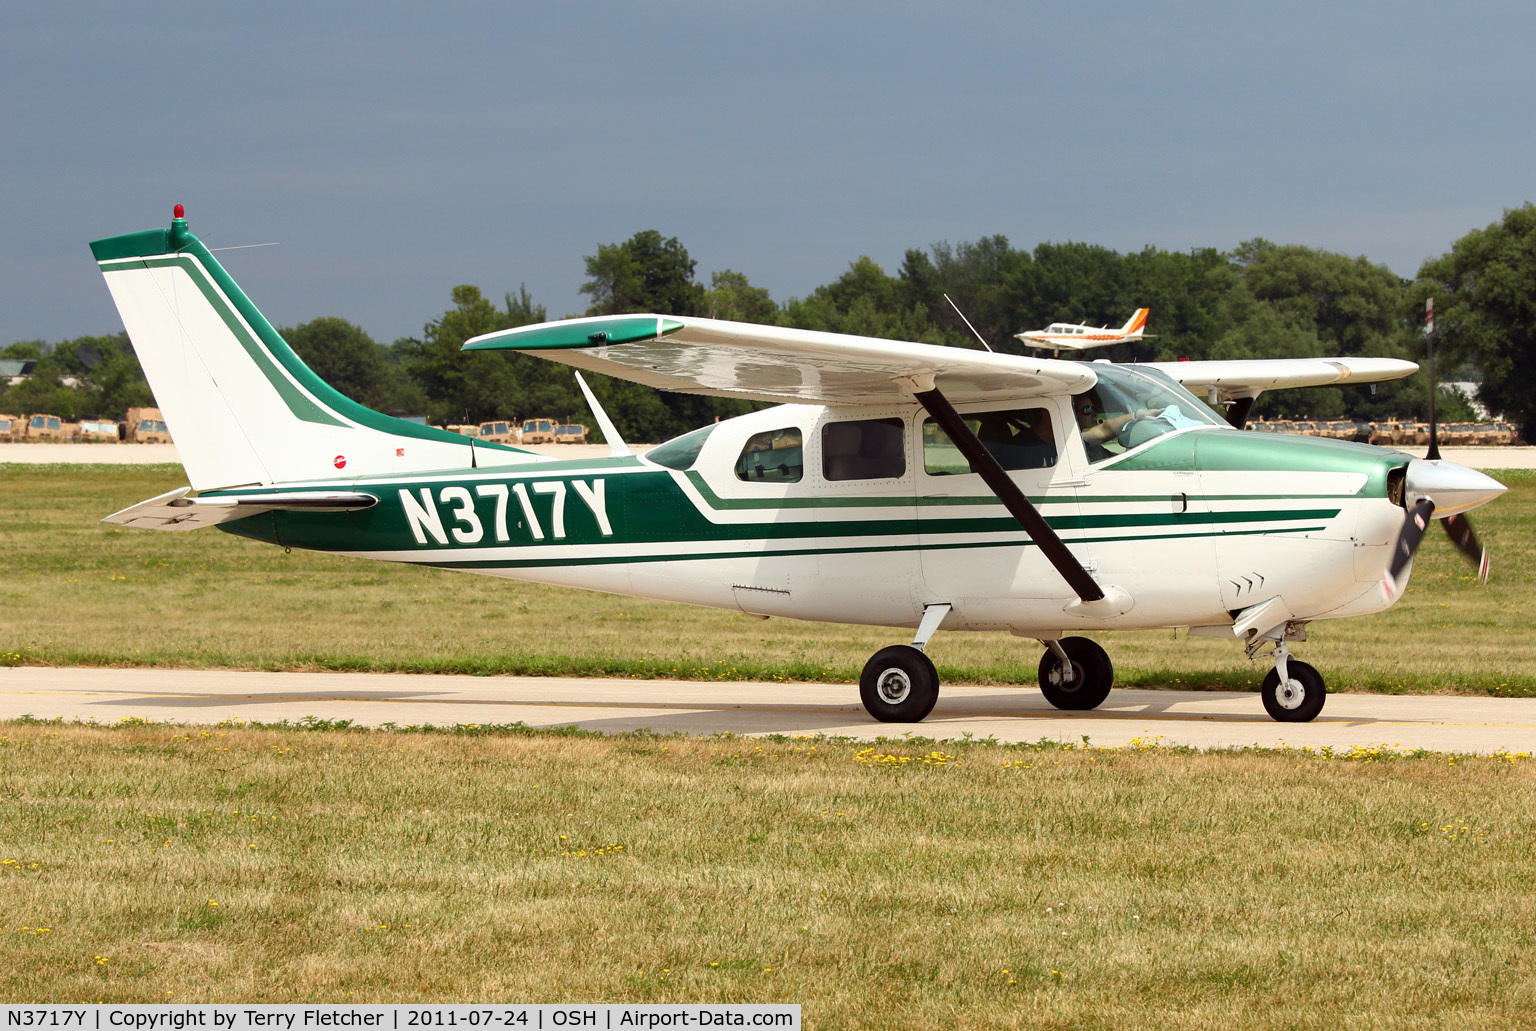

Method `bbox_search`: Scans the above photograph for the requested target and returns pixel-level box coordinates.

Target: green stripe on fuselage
[217,465,1345,559]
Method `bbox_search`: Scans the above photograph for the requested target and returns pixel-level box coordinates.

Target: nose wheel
[1247,635,1327,722]
[1260,657,1326,722]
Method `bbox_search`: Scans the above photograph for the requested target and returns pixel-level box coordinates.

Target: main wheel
[1037,637,1114,711]
[860,645,940,723]
[1261,660,1326,722]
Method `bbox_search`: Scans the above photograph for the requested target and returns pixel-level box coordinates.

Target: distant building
[1,359,37,385]
[1446,381,1492,419]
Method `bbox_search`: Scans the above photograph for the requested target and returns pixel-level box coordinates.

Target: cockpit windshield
[1071,363,1228,463]
[645,422,718,471]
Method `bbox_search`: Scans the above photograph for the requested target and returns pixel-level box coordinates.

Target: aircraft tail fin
[91,207,541,491]
[1120,308,1150,337]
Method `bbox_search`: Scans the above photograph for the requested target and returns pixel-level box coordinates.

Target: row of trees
[0,333,153,422]
[8,208,1536,441]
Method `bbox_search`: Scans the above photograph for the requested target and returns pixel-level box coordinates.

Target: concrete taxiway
[2,666,1531,754]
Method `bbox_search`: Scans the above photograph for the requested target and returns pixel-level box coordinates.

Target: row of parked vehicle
[1,407,1517,449]
[1249,418,1523,446]
[0,407,171,443]
[445,418,590,445]
[0,407,599,447]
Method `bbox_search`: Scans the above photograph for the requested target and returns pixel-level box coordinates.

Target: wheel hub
[1049,660,1082,692]
[1274,677,1306,710]
[875,668,912,705]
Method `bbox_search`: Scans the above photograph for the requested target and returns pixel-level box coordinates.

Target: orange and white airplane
[1015,308,1153,352]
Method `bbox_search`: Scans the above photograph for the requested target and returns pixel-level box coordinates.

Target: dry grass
[1,464,1533,695]
[1,720,1532,1027]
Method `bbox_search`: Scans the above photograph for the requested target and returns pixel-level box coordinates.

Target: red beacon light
[173,204,185,219]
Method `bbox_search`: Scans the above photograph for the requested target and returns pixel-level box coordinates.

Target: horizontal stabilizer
[105,487,378,531]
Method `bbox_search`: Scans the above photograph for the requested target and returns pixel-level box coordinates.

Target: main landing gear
[859,603,948,723]
[1036,637,1115,711]
[859,645,940,723]
[858,605,1123,723]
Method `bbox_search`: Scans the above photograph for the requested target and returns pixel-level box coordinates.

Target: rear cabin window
[923,407,1057,475]
[821,418,906,481]
[735,428,804,482]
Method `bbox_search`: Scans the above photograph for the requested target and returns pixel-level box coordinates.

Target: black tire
[859,645,940,723]
[1261,660,1326,723]
[1037,637,1114,711]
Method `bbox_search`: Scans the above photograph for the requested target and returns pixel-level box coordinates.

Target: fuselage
[1017,327,1142,349]
[217,395,1416,637]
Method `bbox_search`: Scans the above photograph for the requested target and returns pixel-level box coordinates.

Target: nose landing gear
[1250,634,1327,723]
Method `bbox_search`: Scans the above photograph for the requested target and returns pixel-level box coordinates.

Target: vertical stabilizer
[91,209,542,490]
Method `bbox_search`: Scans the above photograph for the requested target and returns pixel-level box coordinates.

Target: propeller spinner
[1384,459,1503,597]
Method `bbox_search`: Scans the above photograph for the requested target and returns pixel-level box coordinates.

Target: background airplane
[92,209,1505,727]
[1016,308,1154,352]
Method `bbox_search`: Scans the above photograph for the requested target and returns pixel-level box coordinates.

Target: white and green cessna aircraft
[92,208,1506,724]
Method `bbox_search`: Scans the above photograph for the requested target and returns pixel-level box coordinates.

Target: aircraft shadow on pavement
[78,684,1389,732]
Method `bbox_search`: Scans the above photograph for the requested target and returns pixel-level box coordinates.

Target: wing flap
[465,314,1097,405]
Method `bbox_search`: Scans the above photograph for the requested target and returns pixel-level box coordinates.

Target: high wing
[1146,357,1418,401]
[467,316,1417,409]
[464,314,1097,405]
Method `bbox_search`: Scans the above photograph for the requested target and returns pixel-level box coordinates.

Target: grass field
[1,464,1531,696]
[1,719,1533,1026]
[3,466,1534,1025]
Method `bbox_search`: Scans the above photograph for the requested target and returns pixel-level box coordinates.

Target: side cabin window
[822,418,905,481]
[735,428,804,482]
[923,407,1057,475]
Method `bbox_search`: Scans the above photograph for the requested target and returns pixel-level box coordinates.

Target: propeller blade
[1443,513,1491,584]
[1388,498,1436,584]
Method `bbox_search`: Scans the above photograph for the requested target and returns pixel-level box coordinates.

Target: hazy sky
[5,1,1533,348]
